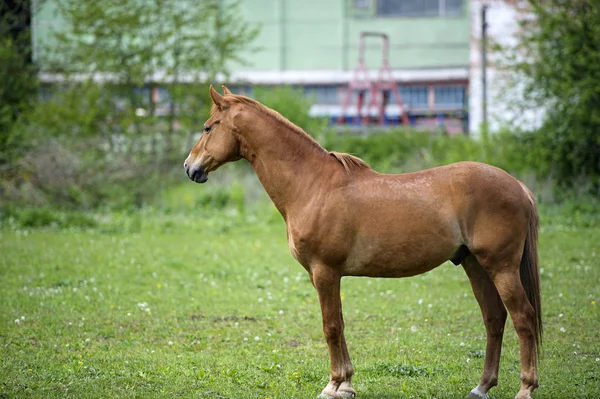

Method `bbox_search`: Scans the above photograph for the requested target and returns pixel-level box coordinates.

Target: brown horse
[184,86,542,399]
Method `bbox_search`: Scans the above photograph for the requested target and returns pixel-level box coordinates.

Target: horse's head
[184,85,241,183]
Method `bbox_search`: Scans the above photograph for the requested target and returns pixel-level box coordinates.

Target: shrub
[253,86,328,137]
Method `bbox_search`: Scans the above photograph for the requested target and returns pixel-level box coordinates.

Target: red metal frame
[338,32,409,125]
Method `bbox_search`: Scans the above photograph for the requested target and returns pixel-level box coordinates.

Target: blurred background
[1,0,599,226]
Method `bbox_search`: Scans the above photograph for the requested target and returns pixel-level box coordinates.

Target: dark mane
[217,93,370,174]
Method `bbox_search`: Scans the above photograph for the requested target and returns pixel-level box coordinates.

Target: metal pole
[481,4,488,127]
[280,0,286,71]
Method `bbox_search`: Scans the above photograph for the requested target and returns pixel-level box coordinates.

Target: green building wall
[33,0,470,73]
[237,0,470,72]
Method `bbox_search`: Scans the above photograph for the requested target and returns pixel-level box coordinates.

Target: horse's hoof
[317,390,355,399]
[514,391,533,399]
[467,387,489,399]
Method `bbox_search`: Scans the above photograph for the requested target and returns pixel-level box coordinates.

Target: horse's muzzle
[186,165,208,183]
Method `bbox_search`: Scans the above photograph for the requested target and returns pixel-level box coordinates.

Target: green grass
[1,201,599,399]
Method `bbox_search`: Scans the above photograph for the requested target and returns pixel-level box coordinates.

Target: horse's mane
[215,93,370,174]
[328,151,369,174]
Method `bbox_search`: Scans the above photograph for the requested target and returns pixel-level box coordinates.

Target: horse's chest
[287,228,301,261]
[286,224,324,268]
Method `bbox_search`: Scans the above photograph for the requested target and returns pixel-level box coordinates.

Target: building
[34,1,532,135]
[232,0,470,133]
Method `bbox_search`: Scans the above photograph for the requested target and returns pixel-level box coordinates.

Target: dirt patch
[285,339,301,347]
[211,316,257,323]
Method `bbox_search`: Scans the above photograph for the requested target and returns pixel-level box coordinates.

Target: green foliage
[253,86,328,137]
[25,83,120,139]
[41,0,259,133]
[322,128,531,176]
[1,206,97,229]
[1,0,260,210]
[501,0,600,193]
[0,1,38,165]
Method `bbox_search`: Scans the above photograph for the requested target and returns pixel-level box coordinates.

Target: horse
[184,86,542,399]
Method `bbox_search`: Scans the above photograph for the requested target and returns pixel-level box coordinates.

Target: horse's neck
[238,117,336,217]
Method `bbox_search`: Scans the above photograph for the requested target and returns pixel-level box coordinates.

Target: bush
[498,0,600,193]
[322,128,530,176]
[253,86,328,137]
[0,206,97,229]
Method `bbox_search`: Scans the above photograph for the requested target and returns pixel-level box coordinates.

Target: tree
[39,0,258,157]
[503,0,600,193]
[0,0,38,164]
[1,0,259,209]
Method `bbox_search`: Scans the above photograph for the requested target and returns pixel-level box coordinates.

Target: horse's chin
[193,172,208,184]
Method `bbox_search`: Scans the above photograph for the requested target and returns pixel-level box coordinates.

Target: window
[377,0,463,17]
[398,86,428,108]
[354,0,372,10]
[304,86,339,105]
[434,86,465,109]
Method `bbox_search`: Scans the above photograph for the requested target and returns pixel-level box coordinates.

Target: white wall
[469,0,544,136]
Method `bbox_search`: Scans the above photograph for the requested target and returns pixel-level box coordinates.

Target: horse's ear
[222,85,232,95]
[209,85,224,108]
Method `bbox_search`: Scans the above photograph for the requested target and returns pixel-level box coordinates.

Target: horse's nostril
[183,161,188,169]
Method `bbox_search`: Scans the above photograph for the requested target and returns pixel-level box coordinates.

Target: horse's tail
[519,182,542,355]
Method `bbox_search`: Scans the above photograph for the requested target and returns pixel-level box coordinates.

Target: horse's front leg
[312,265,356,399]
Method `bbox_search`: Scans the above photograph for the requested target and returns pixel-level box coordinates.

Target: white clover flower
[560,327,566,332]
[137,302,151,313]
[254,336,260,341]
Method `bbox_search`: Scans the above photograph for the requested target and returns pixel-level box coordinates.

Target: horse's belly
[343,250,451,278]
[342,226,459,278]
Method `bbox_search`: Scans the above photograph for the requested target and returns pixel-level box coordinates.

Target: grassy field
[1,198,599,398]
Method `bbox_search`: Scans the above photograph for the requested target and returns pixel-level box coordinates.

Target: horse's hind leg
[463,255,507,399]
[486,265,538,399]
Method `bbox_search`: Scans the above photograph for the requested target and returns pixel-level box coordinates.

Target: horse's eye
[203,125,211,133]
